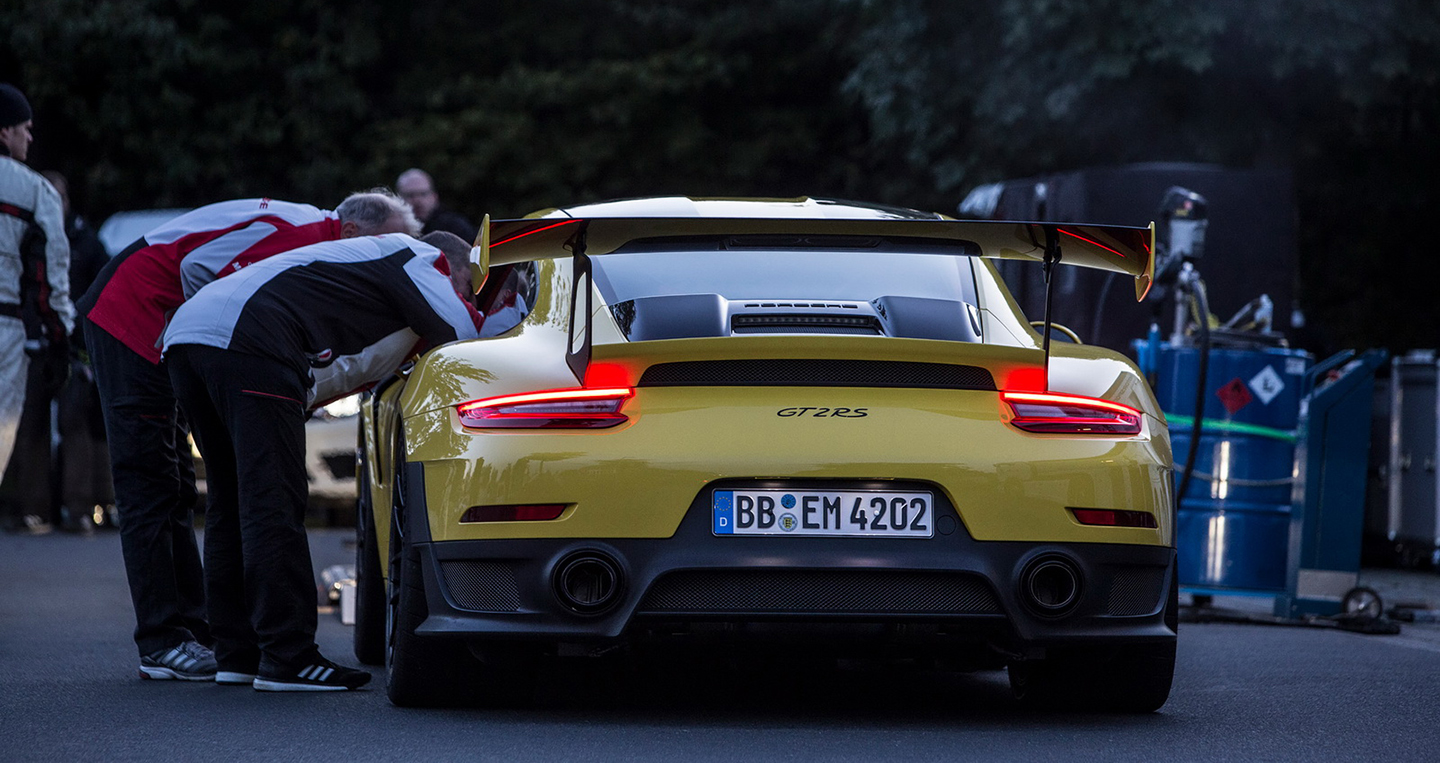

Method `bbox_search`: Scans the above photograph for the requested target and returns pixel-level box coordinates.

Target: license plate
[712,489,934,538]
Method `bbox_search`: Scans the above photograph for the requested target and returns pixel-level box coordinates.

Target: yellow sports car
[352,197,1175,711]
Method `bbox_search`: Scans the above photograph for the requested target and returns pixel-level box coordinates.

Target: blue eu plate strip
[713,491,734,534]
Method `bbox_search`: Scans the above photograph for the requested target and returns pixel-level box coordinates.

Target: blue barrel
[1144,342,1312,593]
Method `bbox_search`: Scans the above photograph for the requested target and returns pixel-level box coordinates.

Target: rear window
[589,245,983,342]
[591,249,978,305]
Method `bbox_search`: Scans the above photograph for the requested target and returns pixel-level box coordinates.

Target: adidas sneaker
[253,654,370,692]
[139,641,217,681]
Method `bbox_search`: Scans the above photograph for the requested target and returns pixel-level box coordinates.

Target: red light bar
[461,504,567,523]
[490,219,582,248]
[1070,508,1158,528]
[457,387,634,429]
[1058,228,1127,259]
[1000,391,1142,435]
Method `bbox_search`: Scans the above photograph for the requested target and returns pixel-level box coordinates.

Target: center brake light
[1000,391,1142,435]
[457,387,635,429]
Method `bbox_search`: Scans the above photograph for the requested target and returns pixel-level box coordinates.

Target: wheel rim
[385,443,407,676]
[384,544,398,673]
[385,497,403,676]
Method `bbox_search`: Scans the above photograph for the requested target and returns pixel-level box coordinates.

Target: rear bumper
[404,468,1176,651]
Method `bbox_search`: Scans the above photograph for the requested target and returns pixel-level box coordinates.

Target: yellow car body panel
[405,383,1171,545]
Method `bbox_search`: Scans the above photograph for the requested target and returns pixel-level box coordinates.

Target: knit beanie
[0,84,33,129]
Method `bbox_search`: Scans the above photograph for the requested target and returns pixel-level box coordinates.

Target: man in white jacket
[164,231,482,691]
[0,83,72,525]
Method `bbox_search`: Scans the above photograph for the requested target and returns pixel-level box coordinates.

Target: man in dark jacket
[164,231,483,691]
[396,168,478,242]
[45,171,112,532]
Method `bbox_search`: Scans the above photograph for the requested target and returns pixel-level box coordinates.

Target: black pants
[167,343,318,671]
[85,319,208,656]
[57,359,115,516]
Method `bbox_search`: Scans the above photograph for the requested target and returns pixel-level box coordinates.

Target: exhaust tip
[552,551,624,615]
[1020,555,1082,617]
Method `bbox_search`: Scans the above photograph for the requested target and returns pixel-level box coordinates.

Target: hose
[1175,279,1210,511]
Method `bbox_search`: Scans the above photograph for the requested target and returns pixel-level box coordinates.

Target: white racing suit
[0,154,72,482]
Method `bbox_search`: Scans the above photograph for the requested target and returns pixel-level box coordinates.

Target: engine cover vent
[731,313,881,335]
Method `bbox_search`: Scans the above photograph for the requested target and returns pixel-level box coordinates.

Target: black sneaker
[253,654,371,692]
[139,641,217,681]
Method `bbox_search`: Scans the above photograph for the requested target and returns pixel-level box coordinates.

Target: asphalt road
[4,529,1439,762]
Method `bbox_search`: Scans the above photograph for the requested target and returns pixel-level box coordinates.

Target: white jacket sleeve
[307,328,421,407]
[33,179,73,335]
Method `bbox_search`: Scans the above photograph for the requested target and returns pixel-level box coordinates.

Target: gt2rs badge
[776,407,868,418]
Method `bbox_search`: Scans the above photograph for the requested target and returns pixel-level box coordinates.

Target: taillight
[1000,391,1142,435]
[460,504,567,522]
[456,387,634,429]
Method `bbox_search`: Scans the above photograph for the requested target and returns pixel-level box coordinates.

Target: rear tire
[384,500,543,707]
[352,487,386,664]
[385,461,484,707]
[1010,561,1178,713]
[353,440,387,665]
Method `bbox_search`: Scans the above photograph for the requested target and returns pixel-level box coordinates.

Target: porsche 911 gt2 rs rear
[354,198,1176,712]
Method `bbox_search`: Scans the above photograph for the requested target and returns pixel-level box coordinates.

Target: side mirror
[470,213,490,295]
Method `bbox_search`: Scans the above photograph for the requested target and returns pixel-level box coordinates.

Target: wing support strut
[1041,225,1061,391]
[566,223,593,384]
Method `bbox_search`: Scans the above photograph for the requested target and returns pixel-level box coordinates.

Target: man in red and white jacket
[76,191,418,681]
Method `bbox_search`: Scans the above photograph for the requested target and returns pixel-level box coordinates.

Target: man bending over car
[163,231,483,691]
[77,191,418,682]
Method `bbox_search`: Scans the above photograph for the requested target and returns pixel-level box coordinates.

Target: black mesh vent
[731,314,881,334]
[440,561,522,612]
[1107,567,1166,616]
[637,569,1000,614]
[638,360,996,389]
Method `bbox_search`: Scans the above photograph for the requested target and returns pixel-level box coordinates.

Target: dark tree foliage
[363,0,876,216]
[3,0,874,217]
[3,0,1436,347]
[842,0,1440,348]
[4,0,404,210]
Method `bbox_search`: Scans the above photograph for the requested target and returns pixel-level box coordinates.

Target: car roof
[97,208,192,256]
[538,196,947,221]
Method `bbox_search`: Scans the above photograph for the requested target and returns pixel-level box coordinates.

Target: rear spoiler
[475,217,1154,299]
[469,216,1155,385]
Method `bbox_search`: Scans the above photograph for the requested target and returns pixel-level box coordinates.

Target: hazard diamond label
[1249,365,1285,405]
[1217,378,1253,414]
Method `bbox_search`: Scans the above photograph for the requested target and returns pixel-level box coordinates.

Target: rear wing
[474,217,1155,300]
[468,216,1154,386]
